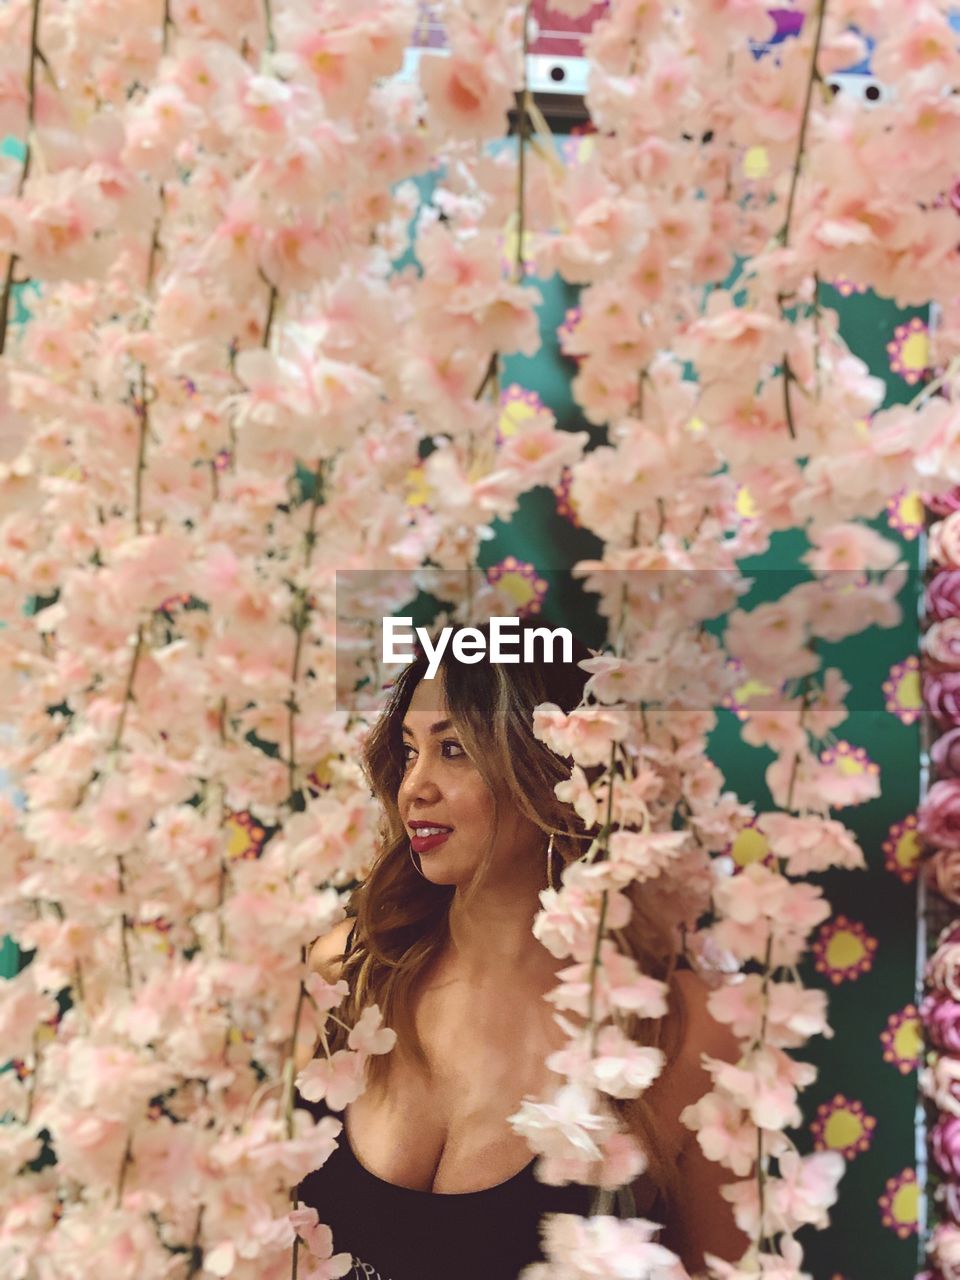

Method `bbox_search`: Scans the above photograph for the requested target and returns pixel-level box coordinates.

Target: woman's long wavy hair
[322,616,689,1218]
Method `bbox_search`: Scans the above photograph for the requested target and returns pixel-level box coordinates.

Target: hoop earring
[409,843,428,878]
[546,831,557,891]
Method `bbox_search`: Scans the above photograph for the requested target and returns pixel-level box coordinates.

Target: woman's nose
[400,750,440,797]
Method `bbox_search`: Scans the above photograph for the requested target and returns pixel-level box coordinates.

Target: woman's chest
[344,976,567,1194]
[342,970,675,1217]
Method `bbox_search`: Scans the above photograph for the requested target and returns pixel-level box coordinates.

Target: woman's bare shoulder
[666,966,742,1099]
[307,916,356,983]
[630,967,741,1166]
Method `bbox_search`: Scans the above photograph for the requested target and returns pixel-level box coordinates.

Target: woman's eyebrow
[400,719,454,737]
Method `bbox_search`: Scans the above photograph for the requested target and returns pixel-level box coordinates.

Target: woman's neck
[443,876,560,985]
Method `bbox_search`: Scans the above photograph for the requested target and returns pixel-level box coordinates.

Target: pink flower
[675,289,782,383]
[554,764,600,828]
[288,1204,353,1278]
[930,513,960,569]
[346,1005,396,1056]
[419,53,513,141]
[920,780,960,850]
[766,1149,845,1232]
[724,598,817,685]
[802,522,900,573]
[927,619,960,668]
[705,1045,815,1131]
[739,708,808,755]
[712,862,830,966]
[933,728,960,778]
[606,828,689,883]
[931,576,960,624]
[547,941,669,1028]
[44,1107,129,1189]
[756,811,865,875]
[798,665,855,737]
[706,975,830,1049]
[765,745,878,812]
[0,969,58,1059]
[592,1127,649,1192]
[926,671,960,728]
[123,84,205,178]
[679,1089,757,1177]
[921,1054,960,1119]
[534,868,633,962]
[304,973,348,1014]
[296,1050,367,1111]
[507,1081,612,1168]
[928,935,960,1000]
[258,212,351,295]
[922,992,960,1053]
[532,701,631,768]
[934,1114,960,1181]
[925,848,960,905]
[286,10,413,118]
[480,422,591,502]
[531,1209,681,1278]
[931,1221,960,1280]
[928,489,960,518]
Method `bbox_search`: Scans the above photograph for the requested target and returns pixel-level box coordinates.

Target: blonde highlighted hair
[322,617,689,1218]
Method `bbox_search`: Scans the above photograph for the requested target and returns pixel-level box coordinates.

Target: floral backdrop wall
[1,3,959,1280]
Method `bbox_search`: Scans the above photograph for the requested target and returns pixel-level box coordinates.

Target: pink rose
[927,849,960,905]
[931,514,960,569]
[926,486,960,517]
[932,1221,960,1280]
[926,672,960,728]
[934,729,960,779]
[946,1181,960,1227]
[920,781,960,850]
[923,1056,960,1119]
[928,571,960,623]
[929,620,960,668]
[934,1115,960,1178]
[923,992,960,1052]
[928,938,960,1000]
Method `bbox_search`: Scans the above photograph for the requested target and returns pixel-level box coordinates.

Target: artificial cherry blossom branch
[777,0,829,254]
[777,0,829,441]
[514,0,534,286]
[754,660,816,1258]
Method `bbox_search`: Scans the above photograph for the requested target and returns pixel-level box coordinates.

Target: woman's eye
[401,740,464,763]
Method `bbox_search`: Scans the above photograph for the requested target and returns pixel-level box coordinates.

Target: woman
[295,618,749,1279]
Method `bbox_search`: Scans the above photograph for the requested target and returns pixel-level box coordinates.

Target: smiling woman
[294,616,749,1279]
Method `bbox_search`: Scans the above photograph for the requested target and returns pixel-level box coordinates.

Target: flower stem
[777,0,828,252]
[513,1,534,286]
[755,656,817,1255]
[775,0,829,442]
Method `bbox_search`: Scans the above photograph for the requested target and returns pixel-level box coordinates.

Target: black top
[296,1090,594,1280]
[295,922,665,1280]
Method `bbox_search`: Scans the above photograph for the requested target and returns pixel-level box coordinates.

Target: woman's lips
[410,829,453,853]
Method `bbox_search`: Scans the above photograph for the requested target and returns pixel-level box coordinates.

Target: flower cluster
[919,474,960,1280]
[921,920,960,1280]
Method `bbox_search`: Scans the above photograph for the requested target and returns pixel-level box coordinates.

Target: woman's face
[396,675,542,889]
